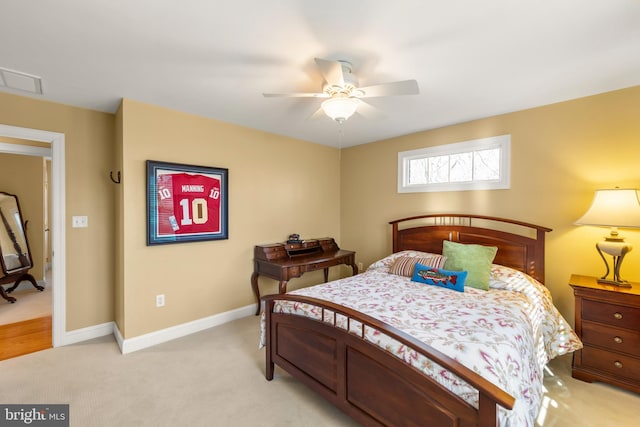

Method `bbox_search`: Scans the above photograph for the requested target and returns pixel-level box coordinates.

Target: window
[398,135,510,193]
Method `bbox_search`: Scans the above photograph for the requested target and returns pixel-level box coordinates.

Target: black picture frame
[146,160,228,245]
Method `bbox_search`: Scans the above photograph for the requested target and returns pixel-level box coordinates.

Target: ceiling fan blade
[314,58,344,87]
[307,107,327,121]
[263,92,328,98]
[355,100,385,120]
[357,79,419,98]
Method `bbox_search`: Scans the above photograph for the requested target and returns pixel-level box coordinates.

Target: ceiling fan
[263,58,419,123]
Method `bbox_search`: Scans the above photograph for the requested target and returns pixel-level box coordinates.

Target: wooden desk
[251,238,357,315]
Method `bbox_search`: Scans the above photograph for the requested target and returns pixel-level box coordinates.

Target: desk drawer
[582,299,640,330]
[305,259,338,271]
[581,346,640,383]
[582,321,640,357]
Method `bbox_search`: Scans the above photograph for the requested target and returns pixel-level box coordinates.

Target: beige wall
[341,85,640,324]
[2,85,637,339]
[0,92,115,330]
[0,92,341,339]
[0,152,45,281]
[118,99,341,338]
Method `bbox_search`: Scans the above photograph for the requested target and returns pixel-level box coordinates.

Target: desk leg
[350,262,359,275]
[323,268,329,283]
[251,272,261,316]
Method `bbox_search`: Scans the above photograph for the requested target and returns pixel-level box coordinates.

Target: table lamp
[575,188,640,287]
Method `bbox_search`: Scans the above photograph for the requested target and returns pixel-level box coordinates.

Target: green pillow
[442,241,498,290]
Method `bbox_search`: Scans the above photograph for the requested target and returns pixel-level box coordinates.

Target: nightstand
[569,274,640,394]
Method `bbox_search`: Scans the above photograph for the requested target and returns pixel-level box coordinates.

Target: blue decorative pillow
[411,263,467,292]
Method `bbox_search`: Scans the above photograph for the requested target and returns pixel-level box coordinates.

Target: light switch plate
[72,215,88,228]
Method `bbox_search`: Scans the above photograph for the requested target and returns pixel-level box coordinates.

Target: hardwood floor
[0,315,52,360]
[0,269,52,361]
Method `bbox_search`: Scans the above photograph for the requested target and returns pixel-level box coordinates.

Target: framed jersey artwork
[146,160,228,245]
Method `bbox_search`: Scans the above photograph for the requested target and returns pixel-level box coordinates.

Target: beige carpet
[0,315,638,426]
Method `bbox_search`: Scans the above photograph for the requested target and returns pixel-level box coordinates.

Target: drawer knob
[613,312,623,320]
[614,361,623,369]
[613,336,623,344]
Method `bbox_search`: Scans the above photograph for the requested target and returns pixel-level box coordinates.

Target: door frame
[0,124,66,347]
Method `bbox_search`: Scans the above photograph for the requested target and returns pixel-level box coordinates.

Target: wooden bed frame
[262,214,552,427]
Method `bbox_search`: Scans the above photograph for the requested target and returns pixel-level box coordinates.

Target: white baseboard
[60,321,115,346]
[59,304,255,352]
[115,303,256,354]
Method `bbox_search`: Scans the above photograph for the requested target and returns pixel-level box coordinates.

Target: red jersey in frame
[156,172,222,237]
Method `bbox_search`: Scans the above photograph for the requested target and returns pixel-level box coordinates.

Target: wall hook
[110,171,121,184]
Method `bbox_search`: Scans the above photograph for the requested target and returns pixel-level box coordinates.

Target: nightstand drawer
[581,346,640,383]
[582,299,640,330]
[582,320,640,357]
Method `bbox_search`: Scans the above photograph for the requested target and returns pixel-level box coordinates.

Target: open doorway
[0,150,51,358]
[0,124,66,355]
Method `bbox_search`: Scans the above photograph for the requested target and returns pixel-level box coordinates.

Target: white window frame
[398,135,511,193]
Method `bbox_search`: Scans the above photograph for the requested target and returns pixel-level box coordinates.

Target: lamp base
[597,278,633,288]
[595,240,633,288]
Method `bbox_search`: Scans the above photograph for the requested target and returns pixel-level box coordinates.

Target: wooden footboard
[263,294,515,427]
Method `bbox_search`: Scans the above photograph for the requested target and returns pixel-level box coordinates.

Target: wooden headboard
[389,214,552,284]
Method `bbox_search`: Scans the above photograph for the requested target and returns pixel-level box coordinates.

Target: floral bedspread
[262,251,582,427]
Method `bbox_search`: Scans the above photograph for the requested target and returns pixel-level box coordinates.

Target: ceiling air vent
[0,67,43,94]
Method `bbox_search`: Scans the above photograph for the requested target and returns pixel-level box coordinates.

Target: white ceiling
[1,0,639,148]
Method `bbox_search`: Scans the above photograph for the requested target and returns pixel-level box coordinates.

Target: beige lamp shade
[575,188,640,228]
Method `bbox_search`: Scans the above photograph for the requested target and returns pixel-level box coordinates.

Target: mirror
[0,191,42,303]
[0,192,32,274]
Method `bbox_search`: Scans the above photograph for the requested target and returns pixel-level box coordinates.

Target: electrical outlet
[357,262,364,272]
[156,294,165,307]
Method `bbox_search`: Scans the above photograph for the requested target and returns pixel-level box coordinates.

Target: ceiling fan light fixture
[263,58,419,124]
[321,96,358,123]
